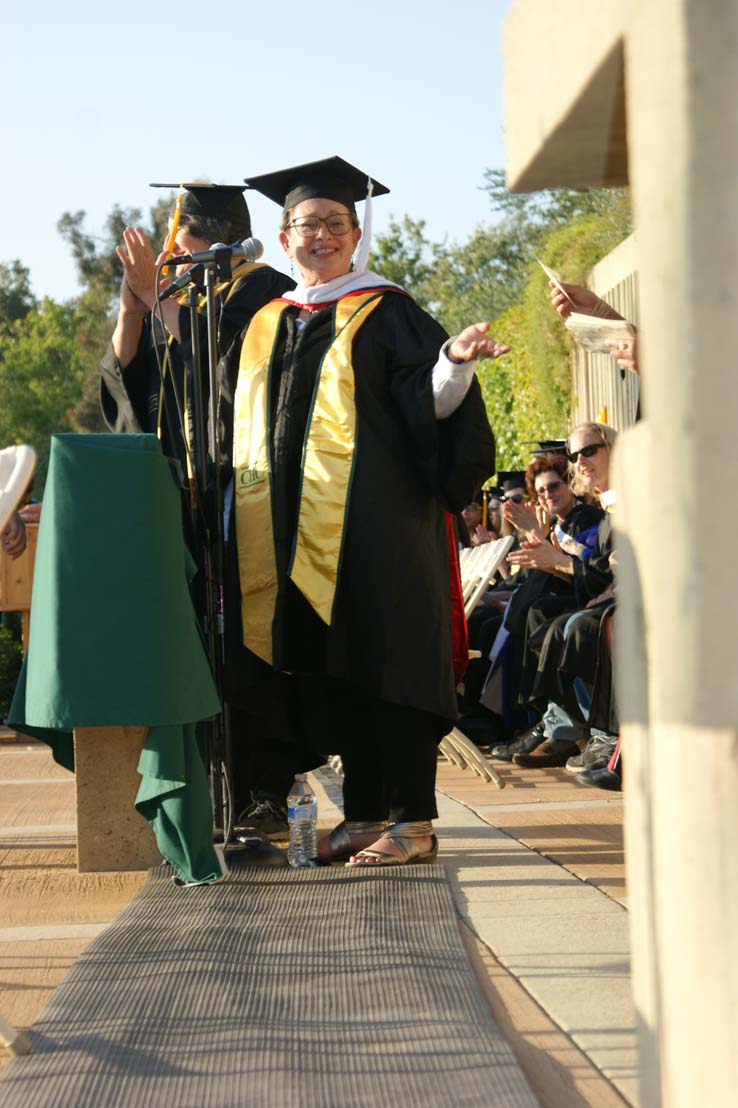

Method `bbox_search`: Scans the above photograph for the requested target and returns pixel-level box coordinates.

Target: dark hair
[525,453,568,499]
[180,212,252,247]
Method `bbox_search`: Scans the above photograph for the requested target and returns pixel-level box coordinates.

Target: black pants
[298,677,445,823]
[232,673,446,824]
[338,706,441,822]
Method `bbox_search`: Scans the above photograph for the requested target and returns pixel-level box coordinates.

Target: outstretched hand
[548,280,624,322]
[448,323,511,364]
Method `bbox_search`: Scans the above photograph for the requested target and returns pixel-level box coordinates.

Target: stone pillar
[74,726,161,872]
[616,2,738,1105]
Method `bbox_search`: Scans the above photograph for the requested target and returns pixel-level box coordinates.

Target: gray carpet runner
[0,864,539,1107]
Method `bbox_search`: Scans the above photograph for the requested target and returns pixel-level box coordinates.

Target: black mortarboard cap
[486,486,502,500]
[497,470,527,493]
[149,182,251,228]
[244,155,389,211]
[522,439,568,457]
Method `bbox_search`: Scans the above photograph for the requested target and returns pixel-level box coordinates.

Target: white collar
[281,269,403,307]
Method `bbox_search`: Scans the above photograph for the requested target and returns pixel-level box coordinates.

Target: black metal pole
[202,265,232,844]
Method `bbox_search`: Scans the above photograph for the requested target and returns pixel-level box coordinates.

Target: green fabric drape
[7,433,223,884]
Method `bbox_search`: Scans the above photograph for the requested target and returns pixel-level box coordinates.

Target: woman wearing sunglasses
[506,422,616,577]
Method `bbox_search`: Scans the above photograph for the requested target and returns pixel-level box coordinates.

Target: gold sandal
[345,821,438,867]
[314,820,386,864]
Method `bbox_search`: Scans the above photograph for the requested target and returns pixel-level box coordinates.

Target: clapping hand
[502,498,545,542]
[116,227,169,311]
[471,524,497,546]
[507,532,570,574]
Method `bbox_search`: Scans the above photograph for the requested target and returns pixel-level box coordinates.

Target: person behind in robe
[100,182,294,480]
[99,182,296,830]
[230,155,510,866]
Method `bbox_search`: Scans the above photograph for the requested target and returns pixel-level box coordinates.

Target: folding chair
[439,536,513,788]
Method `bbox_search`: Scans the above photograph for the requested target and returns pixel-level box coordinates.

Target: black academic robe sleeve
[99,320,160,435]
[366,293,495,511]
[573,515,614,603]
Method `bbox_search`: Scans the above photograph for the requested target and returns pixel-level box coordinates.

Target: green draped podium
[7,433,223,884]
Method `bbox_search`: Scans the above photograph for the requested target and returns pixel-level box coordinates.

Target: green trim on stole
[233,291,385,664]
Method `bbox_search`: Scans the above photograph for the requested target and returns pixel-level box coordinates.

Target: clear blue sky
[5,0,511,302]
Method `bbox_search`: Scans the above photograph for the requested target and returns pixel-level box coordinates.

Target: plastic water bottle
[287,774,318,867]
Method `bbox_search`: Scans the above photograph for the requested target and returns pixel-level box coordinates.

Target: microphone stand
[177,260,234,846]
[202,262,232,844]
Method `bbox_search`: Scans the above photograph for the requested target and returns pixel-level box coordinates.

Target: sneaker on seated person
[565,733,617,774]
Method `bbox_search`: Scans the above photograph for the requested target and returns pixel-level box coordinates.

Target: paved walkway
[0,735,635,1106]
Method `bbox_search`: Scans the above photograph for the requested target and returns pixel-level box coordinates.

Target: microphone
[160,238,263,267]
[157,239,264,301]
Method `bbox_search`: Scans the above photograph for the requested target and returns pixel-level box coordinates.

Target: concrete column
[617,2,738,1105]
[74,726,161,872]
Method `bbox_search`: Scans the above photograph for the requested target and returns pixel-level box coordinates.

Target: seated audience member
[460,451,602,746]
[459,492,485,546]
[504,422,618,768]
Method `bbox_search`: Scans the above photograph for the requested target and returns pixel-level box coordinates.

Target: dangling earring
[290,260,295,279]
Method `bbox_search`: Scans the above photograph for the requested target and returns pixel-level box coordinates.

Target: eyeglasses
[501,493,525,504]
[567,443,605,463]
[286,214,355,237]
[535,480,563,497]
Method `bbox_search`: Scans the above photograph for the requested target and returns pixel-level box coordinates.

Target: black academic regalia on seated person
[223,289,496,739]
[99,264,295,477]
[524,515,615,713]
[503,499,604,638]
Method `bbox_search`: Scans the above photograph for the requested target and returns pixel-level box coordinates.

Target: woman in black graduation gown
[232,156,509,866]
[100,183,294,477]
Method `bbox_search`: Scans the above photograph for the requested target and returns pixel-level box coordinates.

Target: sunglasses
[501,493,525,504]
[535,480,563,497]
[567,443,604,464]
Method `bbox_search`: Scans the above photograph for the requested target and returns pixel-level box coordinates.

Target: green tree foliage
[0,261,37,341]
[371,172,632,472]
[55,196,171,433]
[371,215,531,331]
[0,298,85,486]
[0,626,22,718]
[369,216,434,307]
[480,214,633,474]
[421,222,531,334]
[58,197,171,308]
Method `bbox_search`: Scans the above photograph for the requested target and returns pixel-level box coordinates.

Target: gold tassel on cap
[162,185,184,258]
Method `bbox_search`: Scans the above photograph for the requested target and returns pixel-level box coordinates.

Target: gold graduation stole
[233,291,385,664]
